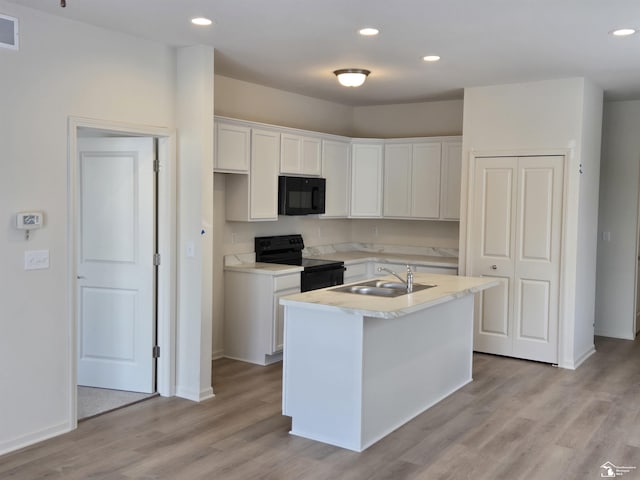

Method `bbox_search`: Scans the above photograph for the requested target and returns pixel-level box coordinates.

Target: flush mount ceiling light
[334,69,371,87]
[191,17,213,26]
[423,55,441,62]
[611,28,636,36]
[359,27,379,36]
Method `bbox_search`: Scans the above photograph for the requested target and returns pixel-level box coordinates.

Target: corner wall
[595,100,640,339]
[460,78,603,368]
[0,2,176,454]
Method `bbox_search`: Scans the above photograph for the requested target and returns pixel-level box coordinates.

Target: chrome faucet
[377,265,414,293]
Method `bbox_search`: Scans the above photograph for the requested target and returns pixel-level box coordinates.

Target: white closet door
[471,155,563,364]
[471,157,517,357]
[512,156,563,363]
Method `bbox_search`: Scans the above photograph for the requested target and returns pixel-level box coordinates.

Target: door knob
[490,265,497,270]
[77,275,86,279]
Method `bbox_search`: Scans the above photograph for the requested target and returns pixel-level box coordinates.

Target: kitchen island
[280,273,498,452]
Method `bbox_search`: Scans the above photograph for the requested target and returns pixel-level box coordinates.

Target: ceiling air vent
[0,14,18,50]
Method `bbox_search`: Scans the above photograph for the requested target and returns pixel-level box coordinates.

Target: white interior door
[471,155,563,364]
[471,157,517,357]
[77,137,155,393]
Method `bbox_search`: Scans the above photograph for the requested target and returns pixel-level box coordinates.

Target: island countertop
[280,273,498,319]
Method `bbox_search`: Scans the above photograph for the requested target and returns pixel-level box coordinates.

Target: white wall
[351,100,464,138]
[175,46,215,401]
[214,75,354,136]
[0,2,176,454]
[595,100,640,339]
[460,78,603,368]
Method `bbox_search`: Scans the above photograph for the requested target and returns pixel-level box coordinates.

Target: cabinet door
[250,129,280,220]
[440,141,462,220]
[302,137,322,176]
[280,134,322,176]
[215,122,250,173]
[415,265,458,276]
[321,140,350,217]
[351,143,383,217]
[383,144,412,217]
[411,143,441,219]
[280,133,302,174]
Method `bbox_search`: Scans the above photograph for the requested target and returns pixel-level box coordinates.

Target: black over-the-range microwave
[278,175,326,215]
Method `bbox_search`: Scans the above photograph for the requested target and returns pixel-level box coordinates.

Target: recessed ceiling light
[611,28,636,36]
[423,55,441,62]
[359,27,379,36]
[191,17,213,26]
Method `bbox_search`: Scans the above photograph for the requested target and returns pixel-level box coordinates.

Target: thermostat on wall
[16,212,43,229]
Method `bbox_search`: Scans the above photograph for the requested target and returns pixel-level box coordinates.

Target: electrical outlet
[24,250,49,270]
[231,232,238,244]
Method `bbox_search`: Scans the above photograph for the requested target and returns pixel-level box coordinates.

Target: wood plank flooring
[2,336,640,479]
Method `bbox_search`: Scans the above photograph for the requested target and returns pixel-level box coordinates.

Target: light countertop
[224,262,303,275]
[280,273,498,319]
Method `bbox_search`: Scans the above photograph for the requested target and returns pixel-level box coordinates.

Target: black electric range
[255,234,345,292]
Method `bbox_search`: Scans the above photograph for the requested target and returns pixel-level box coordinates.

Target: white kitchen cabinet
[214,120,250,173]
[350,142,384,218]
[224,270,301,365]
[226,128,280,221]
[321,139,350,218]
[415,265,458,275]
[383,142,441,219]
[280,134,322,176]
[440,140,462,220]
[344,261,368,283]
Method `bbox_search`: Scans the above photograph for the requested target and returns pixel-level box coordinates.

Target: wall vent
[0,14,18,50]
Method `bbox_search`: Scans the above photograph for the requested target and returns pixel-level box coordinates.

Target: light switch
[186,241,195,258]
[603,231,611,242]
[25,250,49,270]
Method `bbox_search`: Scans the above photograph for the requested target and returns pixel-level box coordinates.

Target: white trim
[175,386,215,402]
[67,116,177,430]
[0,421,69,457]
[462,148,573,368]
[0,13,19,51]
[211,349,225,360]
[561,344,596,370]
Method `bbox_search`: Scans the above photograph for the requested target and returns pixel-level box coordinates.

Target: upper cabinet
[214,121,250,173]
[383,142,441,219]
[280,134,322,176]
[440,140,462,220]
[383,138,461,221]
[321,139,350,218]
[214,116,462,222]
[350,142,384,218]
[226,128,280,221]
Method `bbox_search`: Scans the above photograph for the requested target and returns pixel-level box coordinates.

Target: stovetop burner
[255,234,344,272]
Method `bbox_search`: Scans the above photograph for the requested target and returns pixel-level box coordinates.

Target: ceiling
[10,0,640,106]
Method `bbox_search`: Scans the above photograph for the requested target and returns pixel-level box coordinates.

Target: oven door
[301,265,344,292]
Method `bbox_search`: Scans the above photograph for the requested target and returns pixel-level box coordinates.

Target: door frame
[462,148,573,368]
[67,116,177,427]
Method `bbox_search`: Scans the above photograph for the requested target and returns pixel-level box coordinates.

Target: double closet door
[470,155,564,364]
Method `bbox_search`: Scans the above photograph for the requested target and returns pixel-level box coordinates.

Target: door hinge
[153,345,160,358]
[153,159,160,172]
[154,253,161,266]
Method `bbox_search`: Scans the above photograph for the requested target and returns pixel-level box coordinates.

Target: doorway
[68,117,176,425]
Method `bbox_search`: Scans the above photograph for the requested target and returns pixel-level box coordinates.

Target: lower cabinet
[224,270,300,365]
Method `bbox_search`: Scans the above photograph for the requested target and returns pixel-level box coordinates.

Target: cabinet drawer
[344,262,367,280]
[274,274,301,292]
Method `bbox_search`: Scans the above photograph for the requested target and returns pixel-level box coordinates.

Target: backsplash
[303,243,458,258]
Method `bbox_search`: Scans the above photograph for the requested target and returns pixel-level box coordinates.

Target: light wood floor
[2,336,640,479]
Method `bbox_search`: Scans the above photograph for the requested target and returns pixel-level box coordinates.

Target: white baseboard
[0,421,71,456]
[568,345,596,369]
[594,329,635,340]
[175,385,215,402]
[211,349,224,361]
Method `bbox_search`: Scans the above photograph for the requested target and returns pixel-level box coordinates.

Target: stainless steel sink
[334,280,437,297]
